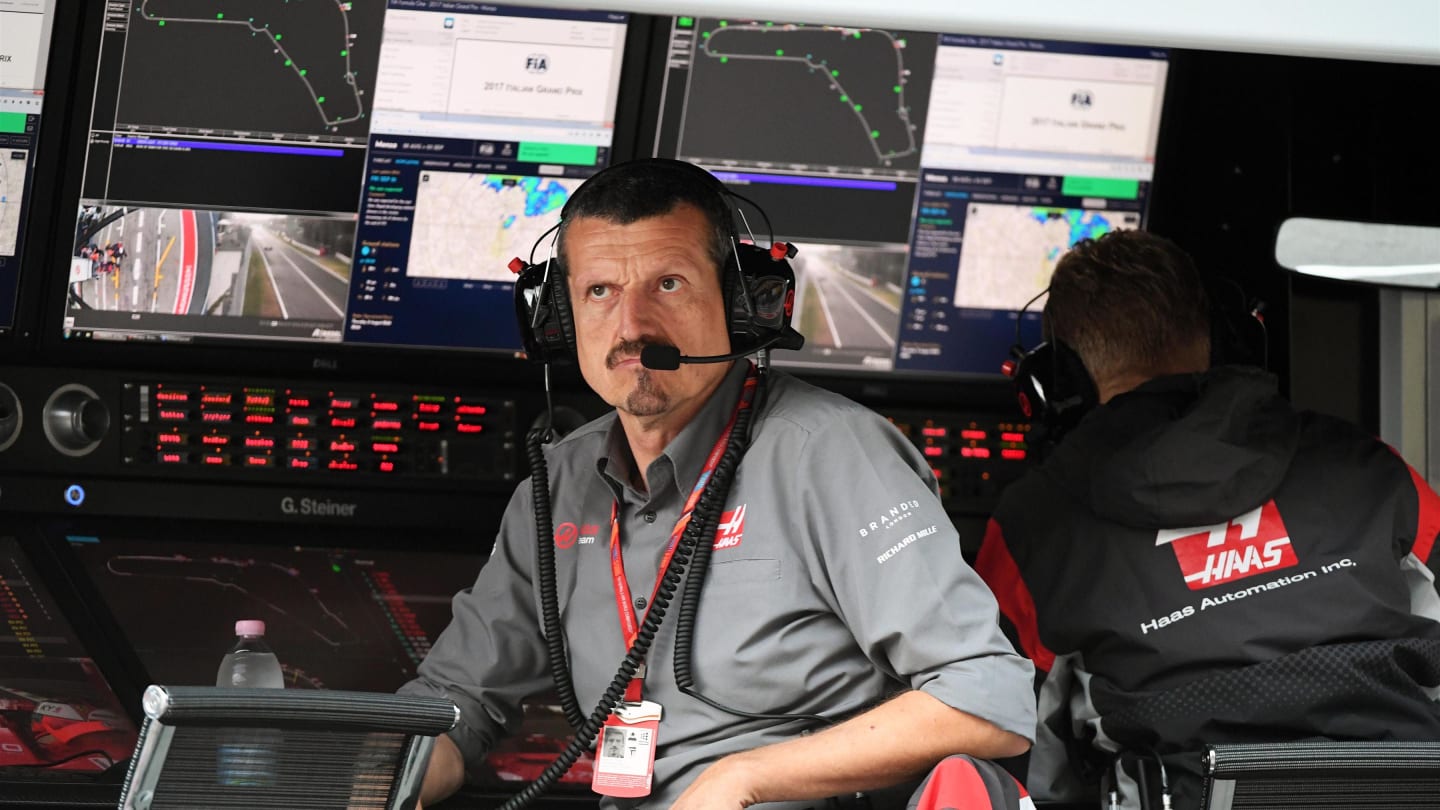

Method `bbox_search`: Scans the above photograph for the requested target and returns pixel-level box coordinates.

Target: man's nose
[616,289,661,338]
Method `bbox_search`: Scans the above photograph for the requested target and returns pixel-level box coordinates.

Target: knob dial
[43,384,110,457]
[0,383,21,453]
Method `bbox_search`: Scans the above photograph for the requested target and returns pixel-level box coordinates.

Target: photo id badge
[591,700,662,799]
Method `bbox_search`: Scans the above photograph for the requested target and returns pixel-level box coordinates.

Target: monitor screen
[652,20,1168,377]
[0,536,136,773]
[66,531,594,790]
[0,0,57,335]
[59,0,630,357]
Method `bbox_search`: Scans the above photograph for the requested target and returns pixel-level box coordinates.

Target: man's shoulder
[544,410,615,460]
[1290,408,1405,475]
[759,371,895,437]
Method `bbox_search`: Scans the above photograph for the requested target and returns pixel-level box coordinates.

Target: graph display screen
[60,0,629,357]
[653,19,1168,377]
[0,536,136,774]
[66,531,594,789]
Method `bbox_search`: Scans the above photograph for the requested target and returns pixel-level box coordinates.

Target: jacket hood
[1042,366,1300,529]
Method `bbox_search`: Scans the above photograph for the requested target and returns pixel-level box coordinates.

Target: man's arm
[400,482,555,806]
[671,690,1027,810]
[420,734,467,806]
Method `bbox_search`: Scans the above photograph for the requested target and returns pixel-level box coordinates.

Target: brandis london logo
[1154,500,1298,590]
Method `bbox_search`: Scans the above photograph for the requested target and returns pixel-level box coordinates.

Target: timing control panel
[120,381,517,483]
[882,409,1034,515]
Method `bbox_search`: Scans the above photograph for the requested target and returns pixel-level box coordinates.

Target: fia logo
[1070,90,1093,110]
[714,504,746,550]
[526,54,549,73]
[1155,500,1298,590]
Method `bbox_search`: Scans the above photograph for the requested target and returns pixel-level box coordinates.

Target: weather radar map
[114,0,385,138]
[676,20,936,174]
[407,174,579,281]
[0,148,26,256]
[955,203,1140,310]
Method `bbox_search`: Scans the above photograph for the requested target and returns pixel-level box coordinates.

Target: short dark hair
[556,159,732,277]
[1045,229,1211,385]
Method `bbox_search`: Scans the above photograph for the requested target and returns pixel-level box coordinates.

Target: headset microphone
[639,329,800,371]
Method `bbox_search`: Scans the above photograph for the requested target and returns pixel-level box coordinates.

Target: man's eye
[659,278,681,292]
[589,285,610,299]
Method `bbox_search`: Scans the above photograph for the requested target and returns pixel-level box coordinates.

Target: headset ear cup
[549,263,577,356]
[1051,339,1098,421]
[1010,339,1097,442]
[722,251,744,340]
[1012,343,1053,422]
[511,258,575,364]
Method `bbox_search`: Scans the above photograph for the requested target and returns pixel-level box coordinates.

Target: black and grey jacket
[977,366,1440,810]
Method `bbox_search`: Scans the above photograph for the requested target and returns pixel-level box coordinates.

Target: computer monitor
[57,1,632,357]
[65,531,594,790]
[0,536,137,774]
[651,20,1168,377]
[0,0,58,336]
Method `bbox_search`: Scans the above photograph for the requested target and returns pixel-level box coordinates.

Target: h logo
[1155,500,1298,590]
[714,504,747,550]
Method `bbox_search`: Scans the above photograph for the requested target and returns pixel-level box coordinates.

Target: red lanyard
[609,365,757,701]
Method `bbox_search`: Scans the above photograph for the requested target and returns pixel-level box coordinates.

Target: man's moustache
[607,338,674,368]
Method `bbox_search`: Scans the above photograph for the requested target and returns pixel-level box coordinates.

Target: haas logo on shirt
[714,504,746,550]
[1155,500,1298,590]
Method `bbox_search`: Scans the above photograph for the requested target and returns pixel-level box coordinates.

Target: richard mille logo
[281,496,358,518]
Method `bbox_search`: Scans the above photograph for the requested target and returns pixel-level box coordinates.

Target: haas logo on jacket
[1155,500,1298,589]
[714,504,746,550]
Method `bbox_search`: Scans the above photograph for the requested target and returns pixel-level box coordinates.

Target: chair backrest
[1202,741,1440,810]
[118,685,459,810]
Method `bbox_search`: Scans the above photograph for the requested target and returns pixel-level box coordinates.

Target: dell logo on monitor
[526,54,549,73]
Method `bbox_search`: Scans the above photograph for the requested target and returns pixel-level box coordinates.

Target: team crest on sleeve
[1155,500,1297,589]
[713,504,746,550]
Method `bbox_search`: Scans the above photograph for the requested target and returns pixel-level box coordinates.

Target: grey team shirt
[402,362,1035,808]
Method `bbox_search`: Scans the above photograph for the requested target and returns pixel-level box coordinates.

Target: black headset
[509,159,803,365]
[1002,289,1099,442]
[1003,277,1267,441]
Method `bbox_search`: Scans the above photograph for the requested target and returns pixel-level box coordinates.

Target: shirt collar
[596,361,749,502]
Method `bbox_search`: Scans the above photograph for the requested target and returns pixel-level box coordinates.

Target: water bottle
[215,620,283,788]
[216,620,284,689]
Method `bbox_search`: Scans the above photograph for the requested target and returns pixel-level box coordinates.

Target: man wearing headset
[979,229,1440,809]
[402,160,1035,809]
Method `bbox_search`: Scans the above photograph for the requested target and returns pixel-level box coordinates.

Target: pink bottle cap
[235,620,266,637]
